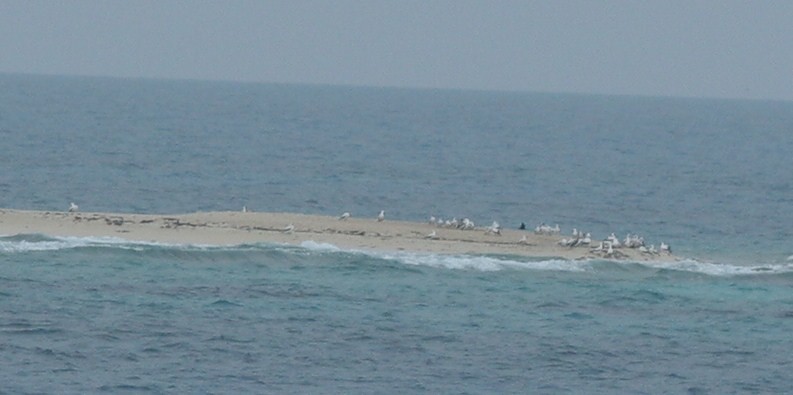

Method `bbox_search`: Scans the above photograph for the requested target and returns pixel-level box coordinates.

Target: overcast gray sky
[1,0,792,101]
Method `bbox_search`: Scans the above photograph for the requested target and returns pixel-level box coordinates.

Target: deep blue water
[2,73,793,393]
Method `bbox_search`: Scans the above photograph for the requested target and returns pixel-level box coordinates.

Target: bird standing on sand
[69,202,79,212]
[377,210,385,222]
[282,224,295,234]
[339,212,351,220]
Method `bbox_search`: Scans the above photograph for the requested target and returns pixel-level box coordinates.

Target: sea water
[1,73,793,393]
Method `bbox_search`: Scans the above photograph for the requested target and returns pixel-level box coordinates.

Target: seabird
[660,242,671,254]
[607,233,622,248]
[519,235,529,244]
[519,222,526,230]
[339,212,351,220]
[282,224,295,233]
[242,206,247,213]
[68,202,79,212]
[461,218,475,230]
[377,210,385,222]
[426,230,439,240]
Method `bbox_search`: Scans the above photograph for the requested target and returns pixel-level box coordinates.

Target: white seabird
[68,202,79,212]
[426,230,439,240]
[377,210,385,222]
[486,221,502,235]
[242,205,248,213]
[282,224,295,234]
[461,218,475,230]
[339,212,351,220]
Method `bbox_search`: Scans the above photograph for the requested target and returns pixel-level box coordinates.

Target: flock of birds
[530,222,671,256]
[425,215,672,257]
[262,207,674,257]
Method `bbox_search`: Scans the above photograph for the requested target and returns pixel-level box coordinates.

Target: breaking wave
[1,234,791,277]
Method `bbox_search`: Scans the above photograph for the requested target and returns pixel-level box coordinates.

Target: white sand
[0,209,679,261]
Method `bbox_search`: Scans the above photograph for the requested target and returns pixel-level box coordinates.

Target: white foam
[375,251,590,272]
[0,234,211,253]
[299,240,341,252]
[631,258,793,276]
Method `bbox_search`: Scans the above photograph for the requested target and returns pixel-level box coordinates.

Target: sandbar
[0,209,679,261]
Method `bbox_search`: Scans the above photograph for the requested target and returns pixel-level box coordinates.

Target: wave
[1,234,791,277]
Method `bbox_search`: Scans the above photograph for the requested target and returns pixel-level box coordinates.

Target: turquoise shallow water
[2,74,793,393]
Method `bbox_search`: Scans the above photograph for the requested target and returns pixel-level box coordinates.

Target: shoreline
[0,209,680,261]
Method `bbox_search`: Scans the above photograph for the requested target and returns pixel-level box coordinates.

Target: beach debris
[105,216,124,226]
[68,202,79,212]
[377,210,385,222]
[281,224,295,234]
[339,212,351,220]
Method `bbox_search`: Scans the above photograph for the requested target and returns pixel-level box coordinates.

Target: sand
[0,209,679,261]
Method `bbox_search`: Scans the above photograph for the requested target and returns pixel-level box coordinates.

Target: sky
[1,0,792,101]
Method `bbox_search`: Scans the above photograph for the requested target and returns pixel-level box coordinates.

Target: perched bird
[68,202,79,212]
[518,235,529,244]
[282,224,295,234]
[426,230,439,240]
[461,218,475,230]
[242,206,248,213]
[339,212,351,220]
[377,210,385,222]
[486,221,502,235]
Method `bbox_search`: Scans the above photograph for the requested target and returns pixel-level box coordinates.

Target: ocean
[1,73,793,393]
